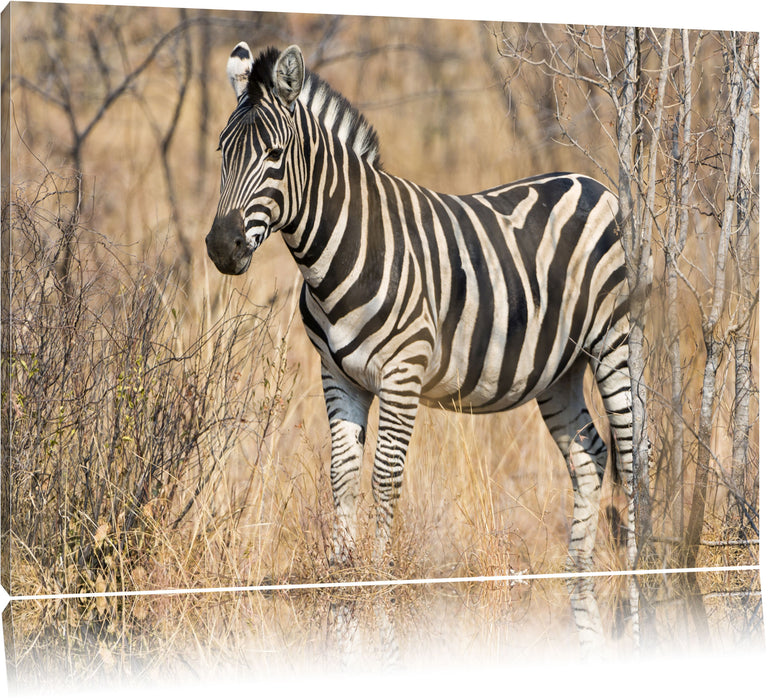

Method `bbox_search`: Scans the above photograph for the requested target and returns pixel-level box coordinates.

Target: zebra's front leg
[371,383,421,564]
[323,371,372,567]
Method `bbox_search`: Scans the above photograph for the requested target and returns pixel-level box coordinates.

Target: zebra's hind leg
[536,361,608,572]
[322,370,373,567]
[590,316,641,646]
[589,316,636,570]
[370,380,422,565]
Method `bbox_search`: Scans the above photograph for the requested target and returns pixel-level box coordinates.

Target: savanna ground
[0,2,762,687]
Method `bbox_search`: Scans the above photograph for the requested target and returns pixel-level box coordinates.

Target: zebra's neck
[278,72,386,285]
[282,107,385,295]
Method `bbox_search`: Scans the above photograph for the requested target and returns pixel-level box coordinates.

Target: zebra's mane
[248,47,382,169]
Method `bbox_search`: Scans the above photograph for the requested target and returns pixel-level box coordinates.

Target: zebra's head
[206,43,307,275]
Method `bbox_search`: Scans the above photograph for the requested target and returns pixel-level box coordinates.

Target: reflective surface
[3,569,763,696]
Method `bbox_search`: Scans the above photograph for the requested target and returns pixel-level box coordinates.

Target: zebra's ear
[274,45,304,111]
[227,42,253,100]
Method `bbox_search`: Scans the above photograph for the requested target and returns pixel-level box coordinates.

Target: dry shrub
[6,174,292,594]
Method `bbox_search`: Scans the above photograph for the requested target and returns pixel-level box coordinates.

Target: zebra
[206,42,638,573]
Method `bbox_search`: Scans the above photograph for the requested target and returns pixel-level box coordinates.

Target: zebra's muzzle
[206,208,254,275]
[245,222,270,250]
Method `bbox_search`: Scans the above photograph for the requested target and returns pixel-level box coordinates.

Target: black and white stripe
[206,43,637,571]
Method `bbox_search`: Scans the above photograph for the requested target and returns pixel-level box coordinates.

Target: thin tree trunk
[616,27,652,561]
[197,11,212,189]
[685,335,723,568]
[729,330,753,535]
[728,40,758,538]
[665,29,697,542]
[665,211,684,537]
[159,8,194,271]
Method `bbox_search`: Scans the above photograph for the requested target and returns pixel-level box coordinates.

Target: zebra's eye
[266,147,283,162]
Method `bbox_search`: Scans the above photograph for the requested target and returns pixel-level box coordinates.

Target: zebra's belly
[419,369,551,414]
[303,283,589,411]
[419,319,579,413]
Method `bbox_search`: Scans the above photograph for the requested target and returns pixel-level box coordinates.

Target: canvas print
[0,1,762,692]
